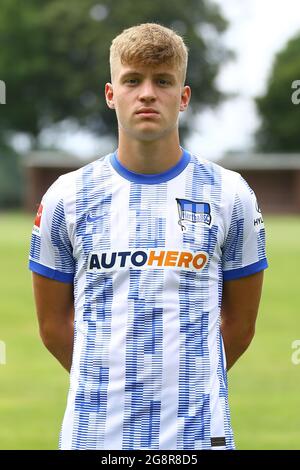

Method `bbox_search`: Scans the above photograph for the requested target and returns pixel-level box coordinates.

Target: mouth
[135,108,160,118]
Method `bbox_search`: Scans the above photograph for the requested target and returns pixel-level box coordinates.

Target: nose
[138,80,156,103]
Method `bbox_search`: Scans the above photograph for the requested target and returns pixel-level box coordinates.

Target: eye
[124,78,139,86]
[158,78,173,87]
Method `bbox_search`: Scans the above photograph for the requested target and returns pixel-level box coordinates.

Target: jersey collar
[110,148,191,184]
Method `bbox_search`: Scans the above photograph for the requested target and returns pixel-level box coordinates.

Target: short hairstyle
[110,23,188,84]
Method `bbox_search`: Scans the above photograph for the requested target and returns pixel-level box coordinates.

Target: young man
[29,23,268,450]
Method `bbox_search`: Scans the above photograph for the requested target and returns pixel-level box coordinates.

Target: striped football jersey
[29,148,268,450]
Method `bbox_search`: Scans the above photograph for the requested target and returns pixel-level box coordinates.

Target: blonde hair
[110,23,188,84]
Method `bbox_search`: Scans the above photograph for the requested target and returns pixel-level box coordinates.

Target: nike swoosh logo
[86,213,104,223]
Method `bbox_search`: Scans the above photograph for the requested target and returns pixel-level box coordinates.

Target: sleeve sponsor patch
[32,203,43,235]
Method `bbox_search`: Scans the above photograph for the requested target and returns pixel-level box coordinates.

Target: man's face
[105,62,191,142]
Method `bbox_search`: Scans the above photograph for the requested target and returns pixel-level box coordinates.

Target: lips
[136,108,159,115]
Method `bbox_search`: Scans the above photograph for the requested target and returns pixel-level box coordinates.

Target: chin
[122,122,174,142]
[125,127,165,142]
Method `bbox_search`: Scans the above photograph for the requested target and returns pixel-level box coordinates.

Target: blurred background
[0,0,299,449]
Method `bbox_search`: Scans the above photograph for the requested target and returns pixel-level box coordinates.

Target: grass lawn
[0,212,69,449]
[229,216,300,449]
[0,212,299,449]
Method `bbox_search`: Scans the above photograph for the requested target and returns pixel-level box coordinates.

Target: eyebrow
[120,71,176,81]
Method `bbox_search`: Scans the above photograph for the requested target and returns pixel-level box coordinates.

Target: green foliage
[256,32,300,151]
[0,0,230,144]
[0,213,299,449]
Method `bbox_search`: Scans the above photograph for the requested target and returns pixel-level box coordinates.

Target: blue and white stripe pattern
[29,234,41,260]
[29,149,268,450]
[51,199,74,274]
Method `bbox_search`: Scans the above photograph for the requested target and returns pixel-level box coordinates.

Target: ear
[180,85,191,112]
[105,83,115,109]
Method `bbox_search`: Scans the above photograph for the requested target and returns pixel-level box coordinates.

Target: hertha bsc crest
[176,198,212,232]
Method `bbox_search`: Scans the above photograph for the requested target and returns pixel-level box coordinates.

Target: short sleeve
[222,175,268,281]
[28,178,75,283]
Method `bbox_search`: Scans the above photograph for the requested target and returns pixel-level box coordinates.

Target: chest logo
[87,213,103,223]
[176,198,212,232]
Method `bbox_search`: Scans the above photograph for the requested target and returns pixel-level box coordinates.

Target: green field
[0,212,299,449]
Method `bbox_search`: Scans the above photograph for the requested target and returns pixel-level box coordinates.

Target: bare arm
[32,272,74,372]
[221,271,264,371]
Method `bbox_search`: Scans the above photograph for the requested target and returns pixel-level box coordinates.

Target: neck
[117,132,182,174]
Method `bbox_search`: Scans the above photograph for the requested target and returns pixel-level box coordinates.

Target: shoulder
[56,153,110,186]
[188,151,244,195]
[42,154,111,205]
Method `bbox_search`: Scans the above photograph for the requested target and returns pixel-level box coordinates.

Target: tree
[255,32,300,152]
[0,0,231,147]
